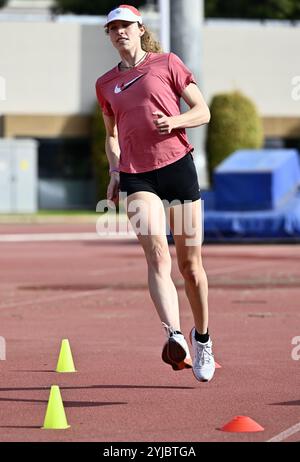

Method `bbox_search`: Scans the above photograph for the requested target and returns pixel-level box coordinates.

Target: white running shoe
[161,323,192,371]
[190,327,215,382]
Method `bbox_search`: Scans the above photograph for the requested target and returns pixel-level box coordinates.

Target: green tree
[290,2,300,19]
[0,0,8,9]
[205,0,300,20]
[205,0,219,17]
[91,103,109,204]
[53,0,147,16]
[52,0,300,19]
[242,0,296,19]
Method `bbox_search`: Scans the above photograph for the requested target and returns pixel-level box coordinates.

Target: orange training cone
[215,362,221,369]
[221,416,264,433]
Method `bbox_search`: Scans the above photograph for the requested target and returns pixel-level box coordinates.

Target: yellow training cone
[42,385,70,429]
[56,339,77,373]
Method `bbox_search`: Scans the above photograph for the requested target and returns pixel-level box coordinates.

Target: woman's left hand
[152,111,175,135]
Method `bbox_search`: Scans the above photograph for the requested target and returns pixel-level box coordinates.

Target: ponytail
[140,25,163,53]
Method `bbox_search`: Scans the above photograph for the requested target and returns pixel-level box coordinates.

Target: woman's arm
[102,113,120,204]
[102,113,121,172]
[153,83,210,134]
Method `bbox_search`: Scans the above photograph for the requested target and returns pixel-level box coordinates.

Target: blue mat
[202,189,300,240]
[214,149,300,211]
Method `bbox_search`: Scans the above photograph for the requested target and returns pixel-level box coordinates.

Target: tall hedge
[205,0,300,20]
[53,0,146,16]
[206,91,263,183]
[91,103,110,204]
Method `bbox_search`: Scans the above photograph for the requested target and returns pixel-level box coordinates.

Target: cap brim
[105,19,138,27]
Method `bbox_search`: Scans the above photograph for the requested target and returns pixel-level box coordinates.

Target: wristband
[109,168,120,175]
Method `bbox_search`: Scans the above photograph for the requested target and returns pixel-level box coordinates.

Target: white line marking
[208,261,272,275]
[0,232,137,242]
[0,245,275,314]
[0,263,146,311]
[0,261,270,311]
[0,288,110,311]
[267,422,300,442]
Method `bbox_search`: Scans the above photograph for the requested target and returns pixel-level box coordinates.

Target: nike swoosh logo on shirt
[114,74,145,94]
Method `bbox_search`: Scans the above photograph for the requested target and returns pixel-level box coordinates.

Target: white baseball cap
[104,4,143,28]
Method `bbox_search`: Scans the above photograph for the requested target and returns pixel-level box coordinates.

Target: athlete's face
[108,20,144,51]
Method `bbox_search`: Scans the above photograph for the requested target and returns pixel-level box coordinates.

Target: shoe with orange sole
[161,327,192,371]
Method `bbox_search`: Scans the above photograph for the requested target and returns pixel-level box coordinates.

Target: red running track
[0,224,299,442]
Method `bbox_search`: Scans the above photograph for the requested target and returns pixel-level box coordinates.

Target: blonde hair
[140,25,163,53]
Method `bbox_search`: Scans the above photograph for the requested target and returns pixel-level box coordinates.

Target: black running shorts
[119,152,201,205]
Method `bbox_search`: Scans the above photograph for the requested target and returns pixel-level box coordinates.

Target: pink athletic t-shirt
[95,52,196,173]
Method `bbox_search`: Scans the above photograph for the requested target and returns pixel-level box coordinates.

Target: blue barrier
[201,189,300,240]
[214,149,300,211]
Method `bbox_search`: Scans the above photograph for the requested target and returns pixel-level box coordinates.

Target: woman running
[96,4,215,382]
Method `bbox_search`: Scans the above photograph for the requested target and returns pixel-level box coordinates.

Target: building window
[38,138,93,180]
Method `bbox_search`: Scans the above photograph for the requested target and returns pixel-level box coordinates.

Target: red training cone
[221,416,264,433]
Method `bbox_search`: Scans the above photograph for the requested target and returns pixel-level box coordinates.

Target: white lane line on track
[207,261,272,276]
[0,259,149,311]
[0,260,272,311]
[0,232,137,242]
[267,422,300,442]
[0,288,111,311]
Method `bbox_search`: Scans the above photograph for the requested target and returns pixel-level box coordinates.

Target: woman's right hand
[107,172,120,206]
